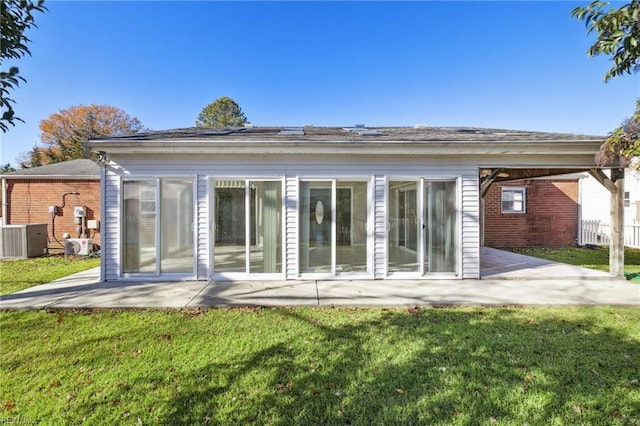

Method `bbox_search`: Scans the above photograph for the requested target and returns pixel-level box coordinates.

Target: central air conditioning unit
[0,224,48,258]
[63,238,93,256]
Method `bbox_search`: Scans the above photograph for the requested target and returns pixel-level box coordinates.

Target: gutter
[85,140,602,157]
[0,175,99,180]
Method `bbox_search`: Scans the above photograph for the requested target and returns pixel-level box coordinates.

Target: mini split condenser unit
[63,238,93,256]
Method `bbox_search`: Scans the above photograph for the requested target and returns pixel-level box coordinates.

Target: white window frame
[386,177,460,278]
[139,187,156,216]
[501,187,526,214]
[210,177,286,280]
[120,176,197,280]
[297,177,373,280]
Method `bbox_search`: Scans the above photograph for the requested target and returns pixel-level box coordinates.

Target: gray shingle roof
[0,159,100,179]
[90,126,604,143]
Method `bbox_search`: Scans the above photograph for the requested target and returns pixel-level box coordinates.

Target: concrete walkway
[1,248,638,309]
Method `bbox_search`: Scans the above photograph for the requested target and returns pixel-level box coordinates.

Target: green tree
[21,104,144,168]
[596,99,640,167]
[1,0,47,132]
[571,1,640,82]
[0,163,16,173]
[196,97,247,127]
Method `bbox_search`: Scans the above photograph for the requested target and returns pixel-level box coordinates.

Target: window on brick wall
[140,188,156,216]
[501,187,526,214]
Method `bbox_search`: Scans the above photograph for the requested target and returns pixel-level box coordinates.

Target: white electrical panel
[87,219,100,230]
[73,206,86,217]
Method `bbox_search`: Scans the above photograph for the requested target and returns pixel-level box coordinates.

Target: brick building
[1,159,101,253]
[483,176,580,248]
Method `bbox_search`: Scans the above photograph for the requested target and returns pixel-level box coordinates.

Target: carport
[479,165,626,277]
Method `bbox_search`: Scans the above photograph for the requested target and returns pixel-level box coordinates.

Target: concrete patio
[1,247,638,309]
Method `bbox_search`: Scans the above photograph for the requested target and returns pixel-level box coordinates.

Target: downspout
[1,178,6,225]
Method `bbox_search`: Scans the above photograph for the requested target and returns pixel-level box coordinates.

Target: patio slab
[188,280,319,307]
[480,247,612,279]
[1,249,638,309]
[316,278,638,307]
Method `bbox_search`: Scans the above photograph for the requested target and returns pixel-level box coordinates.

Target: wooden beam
[588,168,617,194]
[489,168,585,182]
[609,168,625,277]
[480,168,504,198]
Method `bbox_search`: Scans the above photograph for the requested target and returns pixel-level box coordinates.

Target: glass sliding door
[214,180,246,272]
[299,179,370,276]
[249,181,282,274]
[336,181,367,273]
[123,180,157,273]
[160,179,194,273]
[299,181,333,274]
[387,179,458,276]
[388,181,419,273]
[122,178,195,276]
[213,179,283,275]
[425,181,457,273]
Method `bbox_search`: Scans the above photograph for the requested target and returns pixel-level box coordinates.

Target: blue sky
[1,1,638,167]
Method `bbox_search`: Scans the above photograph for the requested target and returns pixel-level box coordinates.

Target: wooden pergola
[480,166,626,277]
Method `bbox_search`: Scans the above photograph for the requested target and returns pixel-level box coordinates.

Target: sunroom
[87,126,606,282]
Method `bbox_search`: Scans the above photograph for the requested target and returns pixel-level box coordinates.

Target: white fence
[580,220,640,249]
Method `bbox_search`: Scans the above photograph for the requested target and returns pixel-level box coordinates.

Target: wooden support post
[610,167,625,277]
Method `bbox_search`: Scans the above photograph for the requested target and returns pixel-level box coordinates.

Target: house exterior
[483,169,640,249]
[483,176,580,248]
[1,159,101,252]
[86,126,605,282]
[580,168,640,225]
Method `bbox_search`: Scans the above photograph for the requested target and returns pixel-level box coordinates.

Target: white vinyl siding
[581,169,640,224]
[374,175,387,278]
[196,175,209,279]
[461,174,480,279]
[101,155,480,281]
[285,177,298,279]
[104,168,120,281]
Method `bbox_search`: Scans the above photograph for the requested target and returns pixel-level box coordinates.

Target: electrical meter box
[73,206,86,218]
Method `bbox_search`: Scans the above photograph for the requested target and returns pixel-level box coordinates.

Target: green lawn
[1,307,639,425]
[503,246,640,280]
[0,255,100,295]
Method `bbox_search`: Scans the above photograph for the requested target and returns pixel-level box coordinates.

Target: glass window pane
[300,181,332,273]
[123,180,156,273]
[425,181,457,273]
[249,181,282,273]
[501,188,526,213]
[160,179,193,273]
[214,180,246,272]
[336,181,367,273]
[388,181,419,272]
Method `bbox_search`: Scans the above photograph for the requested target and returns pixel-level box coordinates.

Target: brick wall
[4,179,101,252]
[484,179,579,248]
